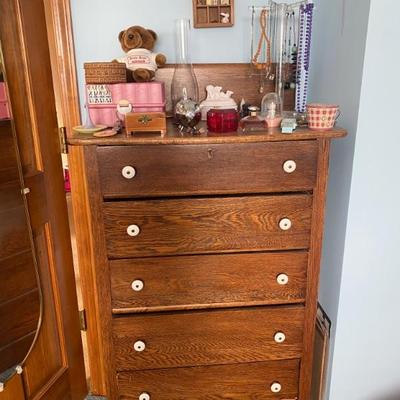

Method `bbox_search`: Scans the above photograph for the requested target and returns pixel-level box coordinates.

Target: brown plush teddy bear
[116,26,166,82]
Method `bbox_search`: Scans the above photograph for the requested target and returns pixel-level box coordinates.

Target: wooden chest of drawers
[69,127,346,399]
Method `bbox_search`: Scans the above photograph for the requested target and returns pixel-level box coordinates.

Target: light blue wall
[70,0,299,112]
[310,0,400,398]
[329,1,400,398]
[307,0,371,396]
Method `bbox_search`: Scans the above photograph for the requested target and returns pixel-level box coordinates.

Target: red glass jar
[207,108,239,133]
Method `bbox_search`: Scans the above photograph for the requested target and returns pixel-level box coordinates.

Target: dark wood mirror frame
[0,93,42,388]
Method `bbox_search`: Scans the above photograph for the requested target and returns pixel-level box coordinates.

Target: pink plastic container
[0,101,10,119]
[0,83,11,119]
[86,82,165,127]
[0,82,7,101]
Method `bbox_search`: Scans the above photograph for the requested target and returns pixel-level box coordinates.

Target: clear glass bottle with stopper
[171,19,199,113]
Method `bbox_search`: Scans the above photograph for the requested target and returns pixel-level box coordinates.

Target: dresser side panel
[299,138,331,399]
[68,145,117,398]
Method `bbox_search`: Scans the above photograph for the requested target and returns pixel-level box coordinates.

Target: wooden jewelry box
[125,112,167,135]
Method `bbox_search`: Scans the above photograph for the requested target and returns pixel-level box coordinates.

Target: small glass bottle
[239,106,267,132]
[171,19,199,115]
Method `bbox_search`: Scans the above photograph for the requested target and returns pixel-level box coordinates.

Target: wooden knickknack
[193,0,234,28]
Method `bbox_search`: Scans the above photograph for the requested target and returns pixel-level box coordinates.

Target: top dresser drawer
[97,141,318,198]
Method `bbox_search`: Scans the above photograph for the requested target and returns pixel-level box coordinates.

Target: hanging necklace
[252,8,272,72]
[295,2,314,113]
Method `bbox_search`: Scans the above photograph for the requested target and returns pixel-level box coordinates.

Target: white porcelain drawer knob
[131,280,144,292]
[277,273,289,285]
[279,218,292,231]
[122,165,136,179]
[127,224,140,237]
[270,382,282,393]
[283,160,297,173]
[134,340,146,352]
[139,393,150,400]
[274,331,286,343]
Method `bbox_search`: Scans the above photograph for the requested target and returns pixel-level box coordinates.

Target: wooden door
[0,0,87,399]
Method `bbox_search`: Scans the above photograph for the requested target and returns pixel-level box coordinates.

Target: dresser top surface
[68,120,347,146]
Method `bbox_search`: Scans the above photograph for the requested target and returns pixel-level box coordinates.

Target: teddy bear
[115,26,166,82]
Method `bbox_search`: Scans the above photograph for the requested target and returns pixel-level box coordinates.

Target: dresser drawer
[110,251,308,313]
[113,306,304,371]
[97,141,318,198]
[103,194,312,258]
[117,359,300,399]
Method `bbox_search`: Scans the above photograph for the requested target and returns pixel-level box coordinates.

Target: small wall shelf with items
[193,0,234,28]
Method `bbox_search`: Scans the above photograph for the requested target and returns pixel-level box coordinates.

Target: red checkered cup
[306,103,340,131]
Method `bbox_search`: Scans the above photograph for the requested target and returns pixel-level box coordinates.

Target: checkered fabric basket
[306,103,339,130]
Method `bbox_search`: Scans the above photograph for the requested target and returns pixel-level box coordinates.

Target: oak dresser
[68,122,346,400]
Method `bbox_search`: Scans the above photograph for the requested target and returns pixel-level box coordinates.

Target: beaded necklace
[252,9,272,72]
[295,3,314,113]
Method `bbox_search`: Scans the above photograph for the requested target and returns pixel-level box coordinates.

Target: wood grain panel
[111,251,308,313]
[0,181,31,260]
[69,145,118,397]
[0,373,25,400]
[69,119,347,146]
[0,290,40,349]
[117,359,300,400]
[0,333,36,373]
[156,63,295,112]
[299,139,331,399]
[22,226,63,398]
[97,141,318,198]
[0,251,36,305]
[113,306,304,371]
[104,194,312,258]
[0,121,19,185]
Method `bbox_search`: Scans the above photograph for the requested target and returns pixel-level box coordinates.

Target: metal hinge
[79,309,87,331]
[59,126,68,154]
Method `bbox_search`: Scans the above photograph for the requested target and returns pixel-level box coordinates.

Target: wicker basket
[84,62,127,84]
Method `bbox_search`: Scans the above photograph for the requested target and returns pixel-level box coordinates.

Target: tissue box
[86,82,165,127]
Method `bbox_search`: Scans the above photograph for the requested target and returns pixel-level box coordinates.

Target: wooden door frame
[43,0,81,135]
[0,0,87,398]
[43,3,113,395]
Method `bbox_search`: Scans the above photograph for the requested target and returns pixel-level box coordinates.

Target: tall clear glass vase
[171,19,199,115]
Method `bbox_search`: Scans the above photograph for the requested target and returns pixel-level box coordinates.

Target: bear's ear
[118,30,125,43]
[147,29,158,41]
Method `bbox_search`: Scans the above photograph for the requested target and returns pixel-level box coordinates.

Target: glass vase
[171,19,199,115]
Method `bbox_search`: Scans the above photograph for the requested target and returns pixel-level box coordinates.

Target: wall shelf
[192,0,234,28]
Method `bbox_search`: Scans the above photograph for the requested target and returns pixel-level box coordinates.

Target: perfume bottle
[239,106,267,132]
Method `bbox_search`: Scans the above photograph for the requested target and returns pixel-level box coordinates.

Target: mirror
[0,42,42,388]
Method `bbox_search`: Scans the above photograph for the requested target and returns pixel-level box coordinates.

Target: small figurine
[221,13,230,24]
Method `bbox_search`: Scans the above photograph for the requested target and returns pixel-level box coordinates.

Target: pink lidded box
[86,82,165,127]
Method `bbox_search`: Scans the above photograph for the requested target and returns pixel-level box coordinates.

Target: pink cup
[306,104,340,131]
